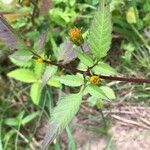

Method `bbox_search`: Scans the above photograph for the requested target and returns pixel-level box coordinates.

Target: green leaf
[86,84,109,100]
[42,66,58,88]
[47,78,62,88]
[7,68,37,83]
[4,118,19,127]
[9,49,33,62]
[34,60,46,77]
[30,82,42,105]
[9,57,33,67]
[92,62,116,75]
[42,93,82,149]
[76,49,94,67]
[87,96,100,107]
[88,0,112,59]
[100,86,116,99]
[22,111,40,125]
[3,130,16,148]
[55,75,84,87]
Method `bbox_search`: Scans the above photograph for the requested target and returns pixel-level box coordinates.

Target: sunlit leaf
[7,68,37,83]
[86,84,109,100]
[88,0,112,60]
[92,62,117,75]
[30,82,42,105]
[55,75,84,87]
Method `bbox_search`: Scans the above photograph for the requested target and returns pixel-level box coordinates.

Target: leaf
[100,86,115,99]
[42,93,82,149]
[0,16,22,50]
[86,84,109,100]
[9,57,33,67]
[88,0,112,60]
[87,96,104,109]
[22,111,40,125]
[47,78,61,88]
[9,49,33,62]
[76,49,94,67]
[92,62,116,75]
[34,59,46,77]
[57,41,77,64]
[87,96,99,107]
[4,118,19,127]
[42,66,57,88]
[34,31,48,54]
[7,68,37,83]
[55,75,84,87]
[30,82,42,105]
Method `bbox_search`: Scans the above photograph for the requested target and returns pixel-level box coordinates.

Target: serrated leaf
[88,0,112,60]
[42,66,57,88]
[7,68,37,83]
[86,84,109,100]
[9,49,33,62]
[42,93,82,149]
[30,82,42,105]
[76,49,94,67]
[55,75,84,87]
[100,86,115,99]
[92,62,116,75]
[9,57,33,67]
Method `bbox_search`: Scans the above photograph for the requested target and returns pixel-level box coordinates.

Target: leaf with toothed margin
[88,0,112,60]
[42,93,82,150]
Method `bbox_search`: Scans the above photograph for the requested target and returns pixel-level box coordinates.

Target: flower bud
[69,27,84,46]
[37,58,43,63]
[89,75,101,85]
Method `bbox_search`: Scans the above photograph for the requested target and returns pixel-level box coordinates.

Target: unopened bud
[69,27,84,46]
[89,75,101,85]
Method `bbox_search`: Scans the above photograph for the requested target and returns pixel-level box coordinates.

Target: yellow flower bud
[69,27,84,46]
[89,75,101,85]
[36,58,43,63]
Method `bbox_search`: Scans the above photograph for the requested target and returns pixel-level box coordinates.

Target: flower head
[89,75,101,85]
[69,27,84,46]
[37,58,44,63]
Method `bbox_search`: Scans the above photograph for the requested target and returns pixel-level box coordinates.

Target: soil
[37,102,150,150]
[73,102,150,150]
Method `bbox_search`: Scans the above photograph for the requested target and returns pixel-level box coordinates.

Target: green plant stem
[15,123,21,150]
[99,108,107,129]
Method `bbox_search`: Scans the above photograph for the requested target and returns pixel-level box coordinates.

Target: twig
[112,115,150,130]
[31,50,150,84]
